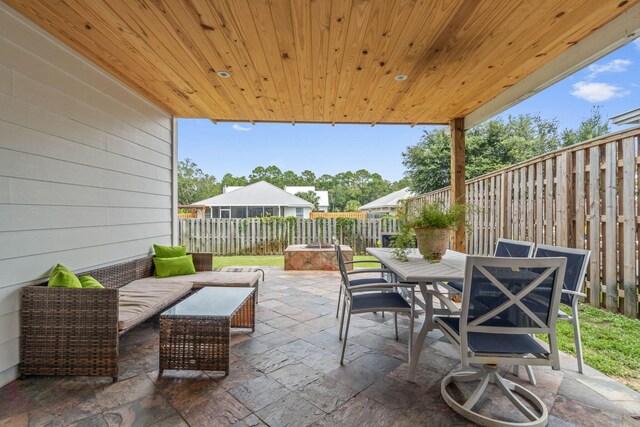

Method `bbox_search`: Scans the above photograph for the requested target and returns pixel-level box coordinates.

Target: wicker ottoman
[159,287,255,375]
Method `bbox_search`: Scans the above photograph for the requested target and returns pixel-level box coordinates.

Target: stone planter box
[284,245,353,271]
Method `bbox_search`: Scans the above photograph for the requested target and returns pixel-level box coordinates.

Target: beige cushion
[188,271,260,288]
[118,277,192,331]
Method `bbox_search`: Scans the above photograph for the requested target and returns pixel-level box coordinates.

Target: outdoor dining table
[366,247,466,381]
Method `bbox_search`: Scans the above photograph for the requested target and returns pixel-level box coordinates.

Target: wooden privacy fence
[309,211,367,219]
[407,127,640,318]
[178,217,398,256]
[177,212,197,219]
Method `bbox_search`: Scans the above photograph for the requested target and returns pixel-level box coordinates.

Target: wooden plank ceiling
[6,0,637,125]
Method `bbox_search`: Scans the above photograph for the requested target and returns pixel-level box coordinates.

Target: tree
[181,161,410,213]
[401,127,452,193]
[295,191,319,210]
[344,200,361,212]
[562,106,609,147]
[300,170,316,184]
[177,159,219,205]
[403,110,609,194]
[220,173,249,189]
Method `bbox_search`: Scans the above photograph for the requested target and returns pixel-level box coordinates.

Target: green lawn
[213,255,381,268]
[541,303,640,392]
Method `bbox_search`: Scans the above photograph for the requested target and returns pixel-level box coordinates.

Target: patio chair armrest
[344,260,383,265]
[561,289,587,298]
[347,268,392,275]
[435,281,461,293]
[350,282,416,291]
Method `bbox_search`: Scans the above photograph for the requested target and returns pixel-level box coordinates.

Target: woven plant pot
[414,227,452,260]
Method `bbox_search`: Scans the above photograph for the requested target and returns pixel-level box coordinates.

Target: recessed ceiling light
[394,74,408,81]
[217,71,231,78]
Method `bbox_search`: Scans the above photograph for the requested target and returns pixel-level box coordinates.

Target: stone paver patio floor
[1,267,639,426]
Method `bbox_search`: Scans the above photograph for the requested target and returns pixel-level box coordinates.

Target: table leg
[408,282,433,382]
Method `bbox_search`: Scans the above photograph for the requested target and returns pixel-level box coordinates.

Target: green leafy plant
[390,202,415,261]
[410,200,466,229]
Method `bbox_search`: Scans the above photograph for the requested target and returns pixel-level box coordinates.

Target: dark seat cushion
[352,292,410,311]
[436,316,549,355]
[446,281,464,292]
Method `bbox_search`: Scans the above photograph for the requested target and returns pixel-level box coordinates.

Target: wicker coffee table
[159,287,255,376]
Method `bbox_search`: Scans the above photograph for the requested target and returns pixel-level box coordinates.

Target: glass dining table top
[161,287,254,318]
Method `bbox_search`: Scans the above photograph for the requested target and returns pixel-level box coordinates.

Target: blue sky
[178,39,640,182]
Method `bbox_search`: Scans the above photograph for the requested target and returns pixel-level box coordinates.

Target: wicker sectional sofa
[20,253,259,381]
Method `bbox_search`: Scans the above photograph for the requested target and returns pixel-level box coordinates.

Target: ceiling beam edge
[464,3,640,131]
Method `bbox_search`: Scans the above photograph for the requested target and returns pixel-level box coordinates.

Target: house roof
[360,188,414,211]
[611,108,640,125]
[8,1,639,127]
[194,181,313,208]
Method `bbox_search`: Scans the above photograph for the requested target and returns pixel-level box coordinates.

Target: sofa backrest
[37,256,154,289]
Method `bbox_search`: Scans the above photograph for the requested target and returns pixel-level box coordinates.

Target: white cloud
[587,59,632,78]
[232,123,252,131]
[571,81,629,102]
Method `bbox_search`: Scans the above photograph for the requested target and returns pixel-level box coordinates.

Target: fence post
[588,146,601,307]
[604,142,618,311]
[622,137,637,317]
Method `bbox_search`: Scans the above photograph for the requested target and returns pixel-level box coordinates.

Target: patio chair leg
[340,305,352,365]
[441,366,548,426]
[339,294,347,340]
[572,302,584,374]
[394,312,399,340]
[525,366,536,385]
[512,365,536,385]
[336,286,342,318]
[408,300,415,357]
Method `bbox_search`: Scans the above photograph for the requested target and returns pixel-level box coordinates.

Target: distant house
[283,186,329,212]
[359,187,414,218]
[194,181,314,218]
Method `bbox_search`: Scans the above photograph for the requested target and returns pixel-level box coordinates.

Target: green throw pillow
[153,244,187,258]
[153,255,196,278]
[48,264,82,288]
[80,275,104,289]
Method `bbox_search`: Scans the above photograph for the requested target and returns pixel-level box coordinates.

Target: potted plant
[410,201,465,260]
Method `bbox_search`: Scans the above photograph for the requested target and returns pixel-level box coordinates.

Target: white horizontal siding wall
[283,207,311,218]
[0,4,175,387]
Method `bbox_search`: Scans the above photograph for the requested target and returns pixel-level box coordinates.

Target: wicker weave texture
[190,252,213,272]
[21,253,214,379]
[159,290,255,375]
[231,293,256,329]
[80,257,154,289]
[160,316,230,374]
[20,287,119,378]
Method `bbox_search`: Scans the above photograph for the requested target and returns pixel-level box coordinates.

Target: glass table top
[161,287,254,317]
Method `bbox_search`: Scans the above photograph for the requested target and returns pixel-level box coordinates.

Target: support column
[450,117,466,252]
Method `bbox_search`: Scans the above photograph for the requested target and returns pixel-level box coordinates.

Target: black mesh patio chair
[434,256,566,427]
[445,238,535,293]
[337,251,416,364]
[534,244,590,374]
[334,242,390,318]
[441,239,538,384]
